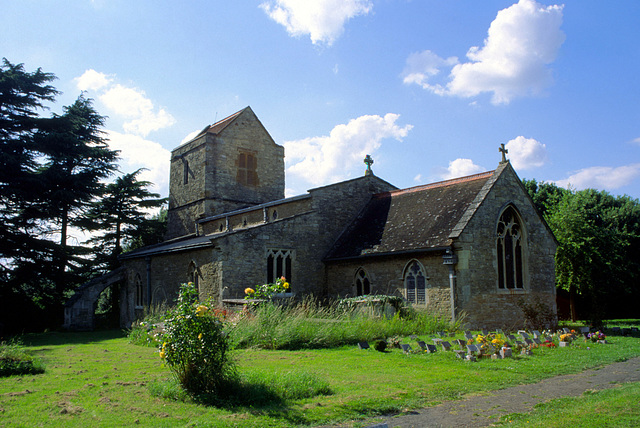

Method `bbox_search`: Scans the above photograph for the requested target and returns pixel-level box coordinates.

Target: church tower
[165,107,285,239]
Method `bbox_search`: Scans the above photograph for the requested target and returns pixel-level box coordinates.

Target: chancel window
[237,152,258,186]
[404,261,427,304]
[134,274,144,308]
[266,249,292,292]
[354,268,371,296]
[497,205,525,289]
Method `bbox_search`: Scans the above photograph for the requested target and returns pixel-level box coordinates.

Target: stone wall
[325,253,453,319]
[121,247,220,327]
[453,163,557,330]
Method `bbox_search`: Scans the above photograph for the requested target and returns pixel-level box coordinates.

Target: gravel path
[354,356,640,428]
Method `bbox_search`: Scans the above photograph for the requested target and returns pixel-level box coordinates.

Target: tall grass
[230,298,462,350]
[0,340,45,377]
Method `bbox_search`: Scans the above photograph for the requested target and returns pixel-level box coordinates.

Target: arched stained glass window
[354,268,370,296]
[497,205,525,289]
[404,261,427,304]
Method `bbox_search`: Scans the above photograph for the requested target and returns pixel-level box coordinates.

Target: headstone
[454,350,466,359]
[533,338,541,345]
[401,344,412,354]
[520,332,530,340]
[466,344,479,354]
[612,327,621,334]
[426,344,437,353]
[491,354,502,359]
[559,341,570,347]
[524,338,533,346]
[416,341,427,350]
[432,338,443,344]
[532,330,542,338]
[358,341,370,350]
[503,341,512,348]
[580,327,590,334]
[507,334,517,342]
[464,332,474,341]
[500,347,513,358]
[454,339,466,348]
[544,336,553,343]
[482,329,488,336]
[437,331,447,337]
[563,328,571,334]
[441,341,452,351]
[465,354,477,362]
[515,340,523,347]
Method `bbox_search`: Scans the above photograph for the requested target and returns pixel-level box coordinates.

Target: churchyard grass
[497,382,640,427]
[1,325,639,427]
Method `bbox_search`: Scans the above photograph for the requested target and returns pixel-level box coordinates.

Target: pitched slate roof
[324,169,497,260]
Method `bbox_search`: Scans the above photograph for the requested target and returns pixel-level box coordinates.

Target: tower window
[237,152,258,186]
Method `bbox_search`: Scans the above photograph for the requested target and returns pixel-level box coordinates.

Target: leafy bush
[127,304,169,346]
[159,282,236,396]
[0,341,45,377]
[244,276,290,301]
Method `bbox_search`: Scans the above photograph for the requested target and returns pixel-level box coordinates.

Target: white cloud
[99,84,175,137]
[75,69,112,91]
[632,137,640,145]
[180,129,202,145]
[260,0,373,46]
[104,130,171,195]
[437,158,486,180]
[403,0,565,104]
[284,113,412,187]
[504,136,548,170]
[555,164,640,192]
[413,173,422,183]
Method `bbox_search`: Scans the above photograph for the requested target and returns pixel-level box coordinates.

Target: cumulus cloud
[504,136,548,170]
[284,113,412,187]
[104,130,171,194]
[555,164,640,192]
[75,69,112,91]
[99,84,175,137]
[260,0,372,45]
[402,0,565,104]
[436,158,486,180]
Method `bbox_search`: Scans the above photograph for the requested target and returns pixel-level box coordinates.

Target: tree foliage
[525,179,640,322]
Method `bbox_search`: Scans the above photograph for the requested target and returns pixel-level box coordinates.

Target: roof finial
[499,143,509,164]
[364,154,374,176]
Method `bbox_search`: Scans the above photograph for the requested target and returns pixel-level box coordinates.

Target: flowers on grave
[475,333,506,356]
[244,277,291,301]
[559,333,573,343]
[587,331,606,342]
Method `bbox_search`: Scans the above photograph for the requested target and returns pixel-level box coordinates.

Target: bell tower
[165,107,285,239]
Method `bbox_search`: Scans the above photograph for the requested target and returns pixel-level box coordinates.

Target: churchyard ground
[1,324,640,427]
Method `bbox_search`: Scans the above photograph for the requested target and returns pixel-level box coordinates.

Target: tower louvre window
[237,151,258,186]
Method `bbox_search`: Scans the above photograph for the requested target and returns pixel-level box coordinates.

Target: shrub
[159,282,236,396]
[0,341,45,377]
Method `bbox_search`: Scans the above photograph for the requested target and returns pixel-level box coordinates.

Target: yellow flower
[159,351,166,359]
[195,305,209,316]
[283,282,290,289]
[198,333,203,340]
[245,287,255,295]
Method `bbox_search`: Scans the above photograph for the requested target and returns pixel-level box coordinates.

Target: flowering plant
[587,331,606,342]
[244,277,291,301]
[475,333,505,355]
[159,282,236,395]
[559,333,573,342]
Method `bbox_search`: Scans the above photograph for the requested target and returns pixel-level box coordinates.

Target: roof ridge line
[374,170,495,198]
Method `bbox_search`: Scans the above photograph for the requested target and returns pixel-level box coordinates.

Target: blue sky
[2,0,640,200]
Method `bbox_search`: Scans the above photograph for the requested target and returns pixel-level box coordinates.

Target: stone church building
[65,107,558,330]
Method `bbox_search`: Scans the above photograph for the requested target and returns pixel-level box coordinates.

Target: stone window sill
[496,288,527,295]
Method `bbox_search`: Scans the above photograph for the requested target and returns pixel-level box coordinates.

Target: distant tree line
[1,59,166,335]
[524,179,640,324]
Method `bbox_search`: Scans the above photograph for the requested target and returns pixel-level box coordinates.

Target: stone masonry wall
[121,247,221,327]
[325,253,453,319]
[453,163,557,330]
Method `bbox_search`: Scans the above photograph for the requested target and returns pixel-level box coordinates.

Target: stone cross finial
[499,143,509,164]
[364,154,374,176]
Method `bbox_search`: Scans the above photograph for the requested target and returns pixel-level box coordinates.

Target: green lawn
[1,328,639,427]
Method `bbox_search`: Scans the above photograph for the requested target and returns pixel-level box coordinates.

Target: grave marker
[358,341,369,350]
[441,341,452,351]
[401,344,412,354]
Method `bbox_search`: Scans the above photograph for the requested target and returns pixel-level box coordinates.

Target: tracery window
[237,152,258,186]
[134,274,144,308]
[266,249,292,292]
[496,205,525,289]
[404,261,427,304]
[354,268,370,296]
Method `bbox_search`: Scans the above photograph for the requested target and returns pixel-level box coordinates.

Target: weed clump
[0,340,45,377]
